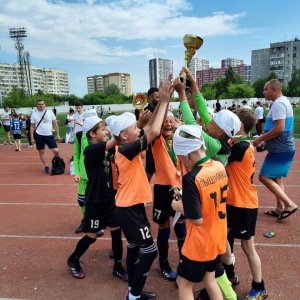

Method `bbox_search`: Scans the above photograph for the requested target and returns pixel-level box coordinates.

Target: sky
[0,0,299,97]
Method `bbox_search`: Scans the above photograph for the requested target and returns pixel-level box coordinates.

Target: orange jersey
[152,135,185,187]
[181,158,228,262]
[226,140,258,209]
[115,136,152,207]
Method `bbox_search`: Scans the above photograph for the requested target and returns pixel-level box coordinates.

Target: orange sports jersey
[115,136,152,207]
[152,135,185,187]
[226,140,258,209]
[181,159,228,262]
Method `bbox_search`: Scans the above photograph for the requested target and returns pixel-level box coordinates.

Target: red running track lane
[0,142,299,299]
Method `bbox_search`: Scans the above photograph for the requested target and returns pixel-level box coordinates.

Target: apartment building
[149,58,173,88]
[0,63,69,97]
[189,57,209,80]
[251,39,300,85]
[87,73,131,96]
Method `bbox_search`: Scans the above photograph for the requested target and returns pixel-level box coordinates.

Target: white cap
[83,109,97,120]
[82,116,102,134]
[121,111,136,121]
[105,114,136,137]
[173,125,206,156]
[212,110,241,138]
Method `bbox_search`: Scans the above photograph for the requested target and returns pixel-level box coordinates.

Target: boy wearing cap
[173,74,242,300]
[67,116,127,282]
[221,108,268,300]
[109,80,172,300]
[72,109,103,236]
[151,110,186,281]
[171,124,228,300]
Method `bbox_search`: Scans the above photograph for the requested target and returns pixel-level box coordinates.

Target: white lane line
[0,235,299,248]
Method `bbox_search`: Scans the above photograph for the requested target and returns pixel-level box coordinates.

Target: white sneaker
[253,135,259,137]
[28,145,33,148]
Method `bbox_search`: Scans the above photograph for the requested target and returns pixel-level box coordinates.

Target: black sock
[71,235,96,259]
[130,244,157,297]
[157,227,170,265]
[223,262,235,278]
[126,244,140,288]
[110,228,123,267]
[252,279,265,290]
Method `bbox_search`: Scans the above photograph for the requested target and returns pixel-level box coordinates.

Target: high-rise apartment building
[189,57,209,79]
[0,63,69,97]
[221,58,244,68]
[87,72,131,96]
[251,39,300,85]
[149,58,173,88]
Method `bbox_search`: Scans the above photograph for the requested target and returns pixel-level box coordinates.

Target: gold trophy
[132,93,147,109]
[181,34,203,78]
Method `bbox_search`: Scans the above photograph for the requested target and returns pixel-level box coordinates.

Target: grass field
[1,108,300,144]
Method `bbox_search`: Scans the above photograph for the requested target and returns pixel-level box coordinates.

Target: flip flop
[277,207,298,220]
[263,231,276,238]
[264,210,280,217]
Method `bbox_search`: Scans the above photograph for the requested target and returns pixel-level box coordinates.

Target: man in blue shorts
[253,79,297,220]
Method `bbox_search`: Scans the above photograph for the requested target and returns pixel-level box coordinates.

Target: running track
[0,141,299,300]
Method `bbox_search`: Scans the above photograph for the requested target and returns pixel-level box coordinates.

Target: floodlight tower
[9,27,27,94]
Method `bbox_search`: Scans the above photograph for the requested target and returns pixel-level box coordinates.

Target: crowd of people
[1,70,297,299]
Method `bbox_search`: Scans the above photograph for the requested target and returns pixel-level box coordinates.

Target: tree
[104,84,120,96]
[287,69,300,96]
[252,72,277,98]
[227,83,255,99]
[201,83,217,100]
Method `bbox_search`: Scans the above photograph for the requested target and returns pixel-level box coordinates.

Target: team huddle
[66,68,297,300]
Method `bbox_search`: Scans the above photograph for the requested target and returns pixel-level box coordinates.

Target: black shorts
[177,254,221,283]
[227,205,258,240]
[34,132,57,150]
[82,200,119,233]
[13,133,21,140]
[116,204,154,246]
[153,184,184,224]
[3,125,11,132]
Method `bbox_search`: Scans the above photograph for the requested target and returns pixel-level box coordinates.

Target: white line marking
[0,235,299,247]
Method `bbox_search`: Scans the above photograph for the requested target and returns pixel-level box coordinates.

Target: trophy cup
[181,34,203,79]
[132,93,147,109]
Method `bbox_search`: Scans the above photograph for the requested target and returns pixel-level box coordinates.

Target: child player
[171,124,228,300]
[11,113,23,151]
[151,110,186,281]
[67,116,127,282]
[173,74,242,300]
[222,107,268,300]
[108,80,172,300]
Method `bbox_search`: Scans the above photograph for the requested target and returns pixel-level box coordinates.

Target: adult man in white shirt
[1,106,13,145]
[254,101,264,136]
[30,99,61,173]
[73,102,84,136]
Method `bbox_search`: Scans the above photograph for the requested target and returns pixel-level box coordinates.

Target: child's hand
[171,199,183,213]
[171,117,183,129]
[74,175,80,182]
[158,78,173,104]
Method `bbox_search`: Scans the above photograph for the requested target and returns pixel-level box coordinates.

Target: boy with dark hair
[67,116,127,282]
[108,80,172,300]
[222,107,268,300]
[171,123,228,300]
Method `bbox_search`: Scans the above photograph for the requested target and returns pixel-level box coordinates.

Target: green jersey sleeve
[194,93,211,126]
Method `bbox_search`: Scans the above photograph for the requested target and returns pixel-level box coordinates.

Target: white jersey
[31,109,56,136]
[73,112,84,135]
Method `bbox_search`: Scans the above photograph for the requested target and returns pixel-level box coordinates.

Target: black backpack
[51,156,65,175]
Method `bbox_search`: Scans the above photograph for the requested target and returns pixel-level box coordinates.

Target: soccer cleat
[67,256,85,279]
[97,229,104,237]
[74,222,83,234]
[244,289,268,300]
[160,260,177,281]
[124,290,156,300]
[44,166,50,173]
[196,288,210,300]
[112,265,128,282]
[229,273,240,286]
[109,249,114,259]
